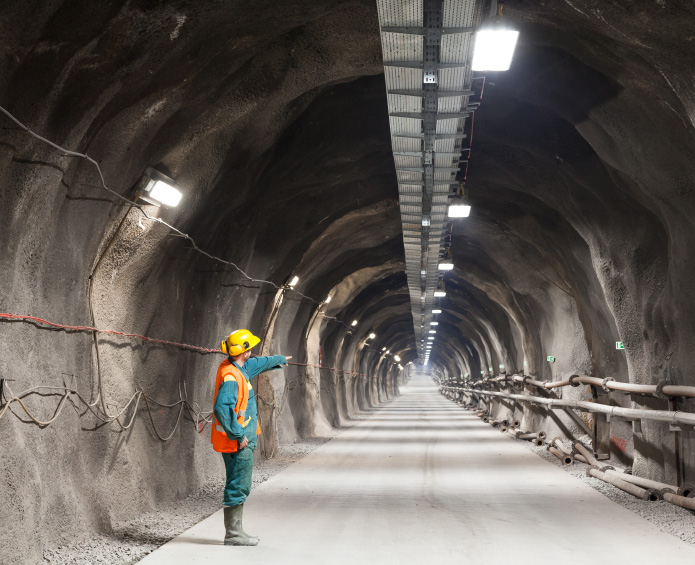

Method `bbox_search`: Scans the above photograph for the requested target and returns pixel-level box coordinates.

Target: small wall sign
[547,356,556,362]
[616,341,625,350]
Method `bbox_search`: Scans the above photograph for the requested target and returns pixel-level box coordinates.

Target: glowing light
[430,322,439,326]
[351,320,358,327]
[394,355,401,362]
[472,29,519,72]
[432,309,442,314]
[288,275,299,287]
[369,333,376,339]
[438,263,454,271]
[448,204,471,218]
[434,291,446,297]
[144,179,182,208]
[429,330,436,334]
[325,295,332,304]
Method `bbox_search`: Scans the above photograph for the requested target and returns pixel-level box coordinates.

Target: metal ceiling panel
[379,0,483,361]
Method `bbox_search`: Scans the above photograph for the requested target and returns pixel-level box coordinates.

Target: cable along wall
[376,0,482,362]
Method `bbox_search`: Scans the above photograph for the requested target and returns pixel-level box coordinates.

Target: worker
[211,328,291,546]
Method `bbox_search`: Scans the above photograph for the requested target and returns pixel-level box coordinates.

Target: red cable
[0,312,220,353]
[0,312,369,376]
[464,111,475,180]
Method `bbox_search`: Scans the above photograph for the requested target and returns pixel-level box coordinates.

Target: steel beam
[389,112,471,120]
[388,89,475,97]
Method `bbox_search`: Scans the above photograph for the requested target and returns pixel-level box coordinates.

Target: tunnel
[1,0,695,563]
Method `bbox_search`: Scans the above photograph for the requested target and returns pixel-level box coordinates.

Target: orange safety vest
[211,360,262,453]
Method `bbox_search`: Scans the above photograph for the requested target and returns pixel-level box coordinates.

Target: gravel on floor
[42,434,340,565]
[516,433,695,545]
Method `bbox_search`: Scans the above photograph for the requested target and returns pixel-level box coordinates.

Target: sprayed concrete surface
[138,374,695,565]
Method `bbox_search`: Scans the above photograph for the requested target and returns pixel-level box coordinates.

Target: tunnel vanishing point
[2,0,695,563]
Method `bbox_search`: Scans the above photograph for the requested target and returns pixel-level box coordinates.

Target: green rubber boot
[223,505,259,546]
[238,504,260,542]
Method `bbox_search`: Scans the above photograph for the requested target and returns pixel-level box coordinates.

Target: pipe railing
[441,373,695,399]
[440,386,695,428]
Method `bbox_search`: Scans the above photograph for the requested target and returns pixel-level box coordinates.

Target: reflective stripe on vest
[211,361,254,453]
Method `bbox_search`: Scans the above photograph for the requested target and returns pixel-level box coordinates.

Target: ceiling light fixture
[448,183,471,218]
[324,295,332,304]
[351,320,358,327]
[438,263,454,271]
[471,28,519,72]
[434,291,446,297]
[432,309,442,314]
[288,275,299,288]
[394,355,401,362]
[138,167,183,208]
[369,333,376,339]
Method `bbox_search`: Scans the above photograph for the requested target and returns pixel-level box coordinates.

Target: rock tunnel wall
[1,0,695,561]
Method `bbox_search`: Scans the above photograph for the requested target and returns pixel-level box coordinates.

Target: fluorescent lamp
[432,309,442,314]
[382,347,386,351]
[427,337,434,340]
[288,275,299,287]
[369,333,376,339]
[438,262,454,270]
[325,295,332,304]
[351,320,358,327]
[434,291,446,297]
[421,270,426,276]
[448,204,471,218]
[430,322,439,326]
[422,217,431,227]
[394,355,401,362]
[429,330,436,334]
[472,29,519,72]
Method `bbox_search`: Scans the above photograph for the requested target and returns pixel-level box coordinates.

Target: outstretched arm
[244,355,292,378]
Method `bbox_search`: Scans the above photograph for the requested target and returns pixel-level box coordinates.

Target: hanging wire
[0,104,351,329]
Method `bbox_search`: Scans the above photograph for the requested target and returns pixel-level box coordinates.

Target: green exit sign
[547,356,556,363]
[616,341,625,350]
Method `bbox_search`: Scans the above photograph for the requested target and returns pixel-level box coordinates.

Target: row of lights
[425,9,520,369]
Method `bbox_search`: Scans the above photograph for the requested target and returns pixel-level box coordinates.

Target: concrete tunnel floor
[138,375,695,565]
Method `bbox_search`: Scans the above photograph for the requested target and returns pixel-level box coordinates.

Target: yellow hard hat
[221,329,261,356]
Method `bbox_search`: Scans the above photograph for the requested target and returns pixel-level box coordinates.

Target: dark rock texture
[0,0,694,562]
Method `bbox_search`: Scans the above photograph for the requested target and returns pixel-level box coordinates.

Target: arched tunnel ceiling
[1,0,694,383]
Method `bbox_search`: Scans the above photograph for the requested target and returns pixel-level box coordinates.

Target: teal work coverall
[213,355,287,507]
